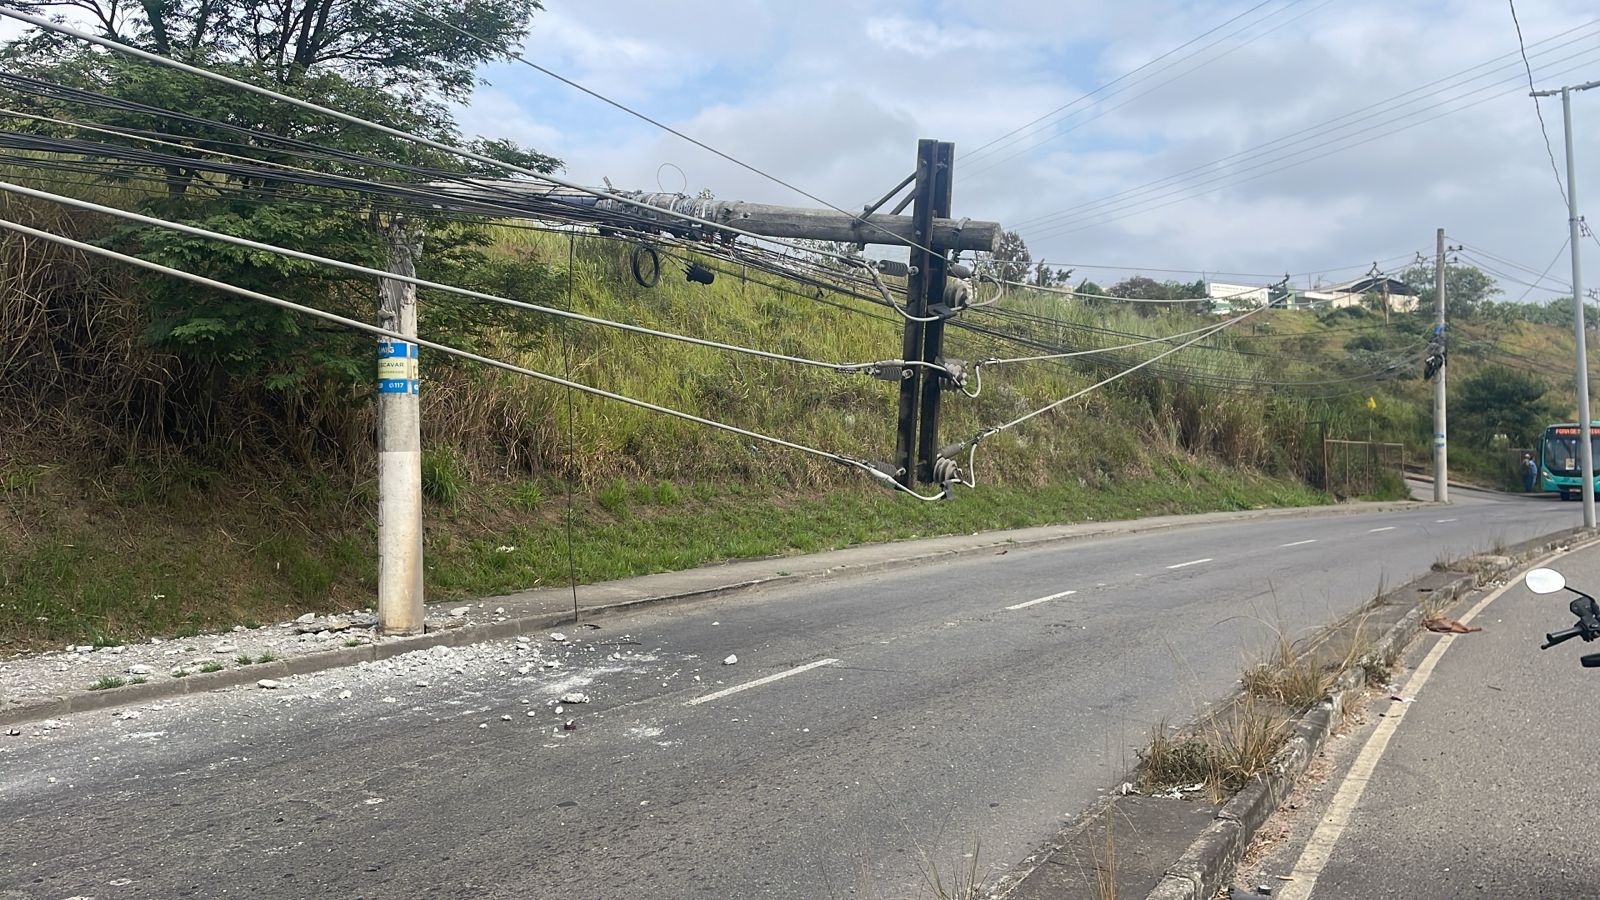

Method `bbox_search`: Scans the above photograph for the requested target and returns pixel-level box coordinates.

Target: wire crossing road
[1,489,1577,899]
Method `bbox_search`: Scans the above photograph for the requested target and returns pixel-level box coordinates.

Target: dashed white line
[1166,558,1213,569]
[684,658,839,707]
[1005,589,1077,611]
[1436,518,1458,523]
[1279,539,1318,548]
[1368,526,1397,533]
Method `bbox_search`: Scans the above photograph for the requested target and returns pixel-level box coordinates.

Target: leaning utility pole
[899,139,956,488]
[445,143,1001,492]
[376,217,425,633]
[1433,228,1449,503]
[1532,79,1599,527]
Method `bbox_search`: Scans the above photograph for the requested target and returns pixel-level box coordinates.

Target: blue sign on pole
[377,340,418,394]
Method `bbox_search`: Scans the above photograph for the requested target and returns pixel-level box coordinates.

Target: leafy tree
[1454,366,1558,448]
[8,1,541,100]
[982,229,1031,283]
[1106,275,1170,300]
[2,1,558,426]
[1398,262,1500,321]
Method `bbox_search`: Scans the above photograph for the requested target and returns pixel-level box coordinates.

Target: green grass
[426,468,1327,598]
[88,675,125,691]
[0,458,1326,652]
[256,653,276,664]
[420,448,466,506]
[0,230,1377,653]
[199,660,224,673]
[509,480,544,510]
[236,654,254,666]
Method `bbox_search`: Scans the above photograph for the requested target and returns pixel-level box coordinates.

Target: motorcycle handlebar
[1544,626,1583,649]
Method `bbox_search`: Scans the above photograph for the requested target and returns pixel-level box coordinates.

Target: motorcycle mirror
[1526,567,1567,595]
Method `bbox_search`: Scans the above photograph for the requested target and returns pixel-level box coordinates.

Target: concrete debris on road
[558,693,590,705]
[550,632,568,642]
[256,679,282,690]
[292,617,351,634]
[125,664,153,676]
[723,655,738,665]
[449,606,471,618]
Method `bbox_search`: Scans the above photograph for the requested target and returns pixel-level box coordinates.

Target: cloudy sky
[453,0,1599,297]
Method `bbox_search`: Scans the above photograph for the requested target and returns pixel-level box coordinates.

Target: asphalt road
[1234,513,1600,900]
[0,488,1581,900]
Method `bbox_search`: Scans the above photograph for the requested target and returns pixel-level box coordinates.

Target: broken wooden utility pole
[441,141,1000,492]
[906,139,957,489]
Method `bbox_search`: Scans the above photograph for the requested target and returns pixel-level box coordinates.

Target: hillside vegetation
[2,0,1585,654]
[1,185,1391,653]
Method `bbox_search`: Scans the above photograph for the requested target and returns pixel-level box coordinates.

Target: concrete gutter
[1140,525,1596,900]
[0,499,1422,728]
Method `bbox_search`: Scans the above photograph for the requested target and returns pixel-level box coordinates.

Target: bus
[1539,422,1600,499]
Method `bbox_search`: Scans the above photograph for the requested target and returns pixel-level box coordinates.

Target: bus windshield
[1543,430,1600,474]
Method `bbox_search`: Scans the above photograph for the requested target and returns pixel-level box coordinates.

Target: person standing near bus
[1523,452,1539,493]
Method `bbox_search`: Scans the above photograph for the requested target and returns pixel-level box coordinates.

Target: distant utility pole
[1433,228,1448,503]
[377,217,425,633]
[1532,79,1599,528]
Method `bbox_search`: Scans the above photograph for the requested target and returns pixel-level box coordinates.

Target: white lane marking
[1005,590,1077,611]
[684,658,839,707]
[1273,565,1528,900]
[1367,526,1397,533]
[1165,558,1213,569]
[1436,518,1458,523]
[1279,539,1318,548]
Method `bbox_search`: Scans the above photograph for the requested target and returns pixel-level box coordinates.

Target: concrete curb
[0,498,1425,728]
[1139,525,1595,900]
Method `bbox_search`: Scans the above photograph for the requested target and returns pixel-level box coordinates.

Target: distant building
[1206,281,1270,314]
[1314,276,1420,313]
[1202,275,1419,315]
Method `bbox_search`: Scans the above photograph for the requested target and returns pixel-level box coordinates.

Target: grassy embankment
[3,209,1405,654]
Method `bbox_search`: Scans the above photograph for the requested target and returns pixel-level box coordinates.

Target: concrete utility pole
[1433,228,1449,503]
[1532,80,1599,527]
[376,217,425,633]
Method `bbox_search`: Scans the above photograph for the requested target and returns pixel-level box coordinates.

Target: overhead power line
[961,0,1289,164]
[0,7,901,274]
[389,0,952,263]
[0,180,949,378]
[961,0,1339,182]
[1006,20,1600,236]
[1507,0,1572,207]
[0,212,955,499]
[1020,46,1600,241]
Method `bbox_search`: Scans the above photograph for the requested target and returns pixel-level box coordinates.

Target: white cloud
[457,0,1597,296]
[863,16,1013,57]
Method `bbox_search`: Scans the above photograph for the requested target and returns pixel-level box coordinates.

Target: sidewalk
[1,499,1417,726]
[1231,539,1600,898]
